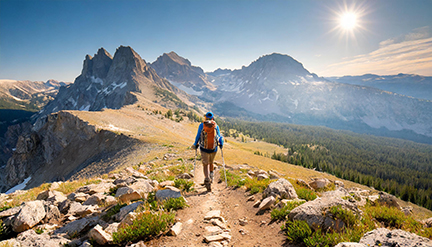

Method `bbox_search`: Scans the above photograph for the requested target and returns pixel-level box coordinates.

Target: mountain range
[1,46,432,192]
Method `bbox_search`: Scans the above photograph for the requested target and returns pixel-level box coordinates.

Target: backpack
[198,120,219,150]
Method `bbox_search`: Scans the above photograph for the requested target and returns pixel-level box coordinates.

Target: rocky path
[147,163,288,247]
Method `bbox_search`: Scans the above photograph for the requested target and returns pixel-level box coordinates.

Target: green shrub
[163,197,188,211]
[174,179,194,192]
[108,187,118,197]
[244,178,271,195]
[296,188,317,201]
[271,201,306,221]
[315,183,336,193]
[364,204,422,232]
[112,211,175,243]
[219,170,246,188]
[147,192,159,211]
[34,227,44,234]
[282,220,312,243]
[304,229,345,247]
[328,205,358,227]
[102,203,127,221]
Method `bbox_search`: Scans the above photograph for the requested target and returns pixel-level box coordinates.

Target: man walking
[191,112,224,192]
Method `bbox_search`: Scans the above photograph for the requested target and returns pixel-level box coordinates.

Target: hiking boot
[204,178,211,192]
[210,171,214,183]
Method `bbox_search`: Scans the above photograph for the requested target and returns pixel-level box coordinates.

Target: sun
[340,12,357,30]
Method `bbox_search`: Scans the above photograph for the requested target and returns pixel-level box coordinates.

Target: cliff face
[0,111,136,192]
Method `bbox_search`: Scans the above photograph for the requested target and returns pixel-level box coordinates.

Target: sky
[0,0,431,82]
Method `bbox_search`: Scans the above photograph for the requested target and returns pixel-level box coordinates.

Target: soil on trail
[147,163,289,247]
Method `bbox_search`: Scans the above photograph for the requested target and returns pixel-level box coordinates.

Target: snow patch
[68,97,77,107]
[6,177,31,194]
[12,96,24,101]
[91,76,103,84]
[79,104,91,111]
[293,99,298,109]
[170,81,203,96]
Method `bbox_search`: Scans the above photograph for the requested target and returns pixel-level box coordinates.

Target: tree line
[216,118,432,210]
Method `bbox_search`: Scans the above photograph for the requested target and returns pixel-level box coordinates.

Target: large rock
[89,224,113,245]
[156,187,182,201]
[114,176,137,187]
[359,228,432,246]
[309,178,331,190]
[12,200,46,232]
[0,206,22,218]
[258,196,276,211]
[129,179,154,194]
[68,201,97,217]
[169,222,183,236]
[423,217,432,228]
[321,187,350,199]
[116,201,144,221]
[376,191,401,210]
[288,196,360,232]
[46,190,67,206]
[125,167,147,179]
[54,216,99,238]
[76,182,115,195]
[15,229,70,246]
[296,179,313,190]
[43,204,61,224]
[83,193,105,206]
[263,178,298,199]
[159,180,175,187]
[115,186,142,202]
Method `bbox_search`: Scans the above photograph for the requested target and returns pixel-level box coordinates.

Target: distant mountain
[207,68,233,77]
[327,74,432,101]
[151,51,215,96]
[0,79,69,111]
[208,53,432,142]
[38,46,181,124]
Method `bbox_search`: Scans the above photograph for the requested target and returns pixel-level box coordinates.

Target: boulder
[401,206,413,216]
[334,180,345,188]
[103,195,117,206]
[376,191,401,210]
[247,170,256,177]
[116,201,144,221]
[268,170,280,180]
[36,190,54,201]
[12,200,46,232]
[156,187,182,201]
[129,179,154,193]
[0,206,22,218]
[43,204,61,224]
[69,192,89,203]
[114,176,137,187]
[309,178,330,190]
[204,210,222,221]
[54,216,99,238]
[321,187,350,199]
[263,178,298,199]
[159,181,175,187]
[46,190,67,205]
[104,222,120,235]
[115,187,142,202]
[257,173,269,181]
[288,196,360,232]
[15,229,70,246]
[58,199,72,214]
[68,201,97,217]
[120,212,138,225]
[258,196,276,211]
[169,222,183,236]
[423,217,432,228]
[83,193,105,206]
[296,179,313,190]
[359,228,432,246]
[50,182,61,190]
[76,182,114,195]
[89,224,113,245]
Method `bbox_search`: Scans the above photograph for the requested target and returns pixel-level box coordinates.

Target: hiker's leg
[201,151,210,180]
[208,152,216,182]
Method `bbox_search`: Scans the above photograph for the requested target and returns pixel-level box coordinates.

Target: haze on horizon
[0,0,431,82]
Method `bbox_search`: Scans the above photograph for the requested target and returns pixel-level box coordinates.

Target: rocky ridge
[38,46,178,122]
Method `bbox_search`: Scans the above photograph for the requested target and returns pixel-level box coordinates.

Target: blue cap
[205,112,214,119]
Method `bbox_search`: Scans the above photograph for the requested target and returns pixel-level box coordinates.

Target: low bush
[244,178,271,195]
[174,179,194,192]
[219,170,246,188]
[328,205,358,227]
[112,211,175,244]
[163,197,188,211]
[271,200,306,221]
[364,204,422,232]
[282,220,312,243]
[296,187,317,201]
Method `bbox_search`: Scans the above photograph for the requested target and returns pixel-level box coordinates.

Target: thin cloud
[321,27,432,76]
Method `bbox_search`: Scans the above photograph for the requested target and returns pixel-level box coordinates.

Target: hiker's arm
[193,123,203,146]
[216,126,224,147]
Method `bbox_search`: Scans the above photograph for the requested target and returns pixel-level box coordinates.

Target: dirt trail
[148,161,288,247]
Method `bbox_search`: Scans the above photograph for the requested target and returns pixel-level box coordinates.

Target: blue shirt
[193,122,224,153]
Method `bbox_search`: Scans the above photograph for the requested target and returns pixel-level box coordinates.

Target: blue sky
[1,0,431,82]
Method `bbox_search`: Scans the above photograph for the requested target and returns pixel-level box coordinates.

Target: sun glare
[340,12,357,30]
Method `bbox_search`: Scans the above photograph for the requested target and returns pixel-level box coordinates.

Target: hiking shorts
[201,151,217,165]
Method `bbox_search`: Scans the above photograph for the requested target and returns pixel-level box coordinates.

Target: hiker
[191,111,224,191]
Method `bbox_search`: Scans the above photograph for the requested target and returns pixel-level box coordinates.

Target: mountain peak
[161,51,191,66]
[96,47,113,59]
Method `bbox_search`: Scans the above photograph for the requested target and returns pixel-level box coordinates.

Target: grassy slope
[3,98,432,219]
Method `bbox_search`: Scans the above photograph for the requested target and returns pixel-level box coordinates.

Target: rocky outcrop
[12,200,46,232]
[263,178,298,199]
[359,228,432,246]
[1,111,135,192]
[288,196,360,232]
[38,46,178,122]
[151,51,215,95]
